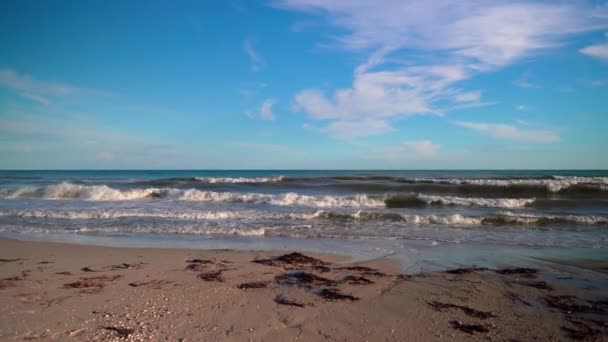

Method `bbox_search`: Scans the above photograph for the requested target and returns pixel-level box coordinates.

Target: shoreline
[1,238,607,341]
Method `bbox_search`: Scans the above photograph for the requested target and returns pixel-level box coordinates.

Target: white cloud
[580,33,608,61]
[516,105,527,111]
[321,119,393,138]
[243,38,265,71]
[260,99,276,120]
[454,121,560,143]
[373,140,440,159]
[277,1,606,137]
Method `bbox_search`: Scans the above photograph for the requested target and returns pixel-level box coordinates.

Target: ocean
[1,170,607,269]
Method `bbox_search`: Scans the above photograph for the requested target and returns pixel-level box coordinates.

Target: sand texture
[0,238,607,341]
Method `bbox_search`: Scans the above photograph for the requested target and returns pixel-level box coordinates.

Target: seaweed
[254,252,329,268]
[334,266,386,277]
[517,280,553,290]
[63,275,122,290]
[128,280,173,288]
[562,318,602,341]
[80,267,99,272]
[427,300,497,319]
[237,281,270,289]
[315,288,359,301]
[56,271,73,275]
[185,259,214,272]
[545,295,605,314]
[444,267,488,275]
[340,275,374,285]
[275,295,305,307]
[197,270,224,282]
[450,320,491,334]
[495,267,538,276]
[0,258,23,263]
[275,271,337,288]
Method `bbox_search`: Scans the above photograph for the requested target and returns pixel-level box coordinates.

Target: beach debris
[495,267,538,277]
[63,275,122,291]
[80,267,99,272]
[253,252,329,268]
[37,261,53,264]
[56,271,73,275]
[334,265,386,277]
[516,280,553,290]
[0,270,29,289]
[197,270,224,282]
[128,280,173,289]
[103,326,135,338]
[275,271,337,288]
[340,275,374,285]
[274,295,305,307]
[107,262,144,270]
[237,281,270,290]
[185,259,214,272]
[444,267,488,275]
[427,301,497,319]
[504,290,532,307]
[315,288,359,301]
[0,258,24,263]
[450,320,491,334]
[312,265,332,273]
[545,295,605,314]
[562,317,602,341]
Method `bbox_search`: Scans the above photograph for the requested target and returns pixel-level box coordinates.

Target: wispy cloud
[0,68,78,105]
[260,99,276,120]
[580,33,608,61]
[243,38,265,71]
[453,121,560,143]
[276,1,606,138]
[516,105,527,111]
[514,72,541,89]
[402,140,440,157]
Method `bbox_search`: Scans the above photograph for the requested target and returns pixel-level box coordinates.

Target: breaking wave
[2,183,539,209]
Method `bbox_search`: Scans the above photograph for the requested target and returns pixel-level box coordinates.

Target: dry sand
[0,238,606,341]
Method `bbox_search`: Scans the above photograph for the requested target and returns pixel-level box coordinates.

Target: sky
[0,0,607,169]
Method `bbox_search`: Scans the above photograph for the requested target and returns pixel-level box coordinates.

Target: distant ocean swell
[1,182,539,209]
[124,175,608,197]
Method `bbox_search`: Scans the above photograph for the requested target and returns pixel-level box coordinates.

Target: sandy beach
[0,238,606,341]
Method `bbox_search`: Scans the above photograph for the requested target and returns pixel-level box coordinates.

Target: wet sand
[0,238,606,341]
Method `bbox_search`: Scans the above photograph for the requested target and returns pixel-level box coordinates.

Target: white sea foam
[194,176,285,183]
[73,226,268,237]
[413,176,608,192]
[416,194,535,208]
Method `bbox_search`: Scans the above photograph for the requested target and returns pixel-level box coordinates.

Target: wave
[384,193,535,208]
[2,183,539,209]
[278,175,608,197]
[193,176,285,183]
[400,176,608,193]
[1,208,604,227]
[2,182,383,208]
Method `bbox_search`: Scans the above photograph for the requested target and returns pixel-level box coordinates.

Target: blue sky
[0,0,607,169]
